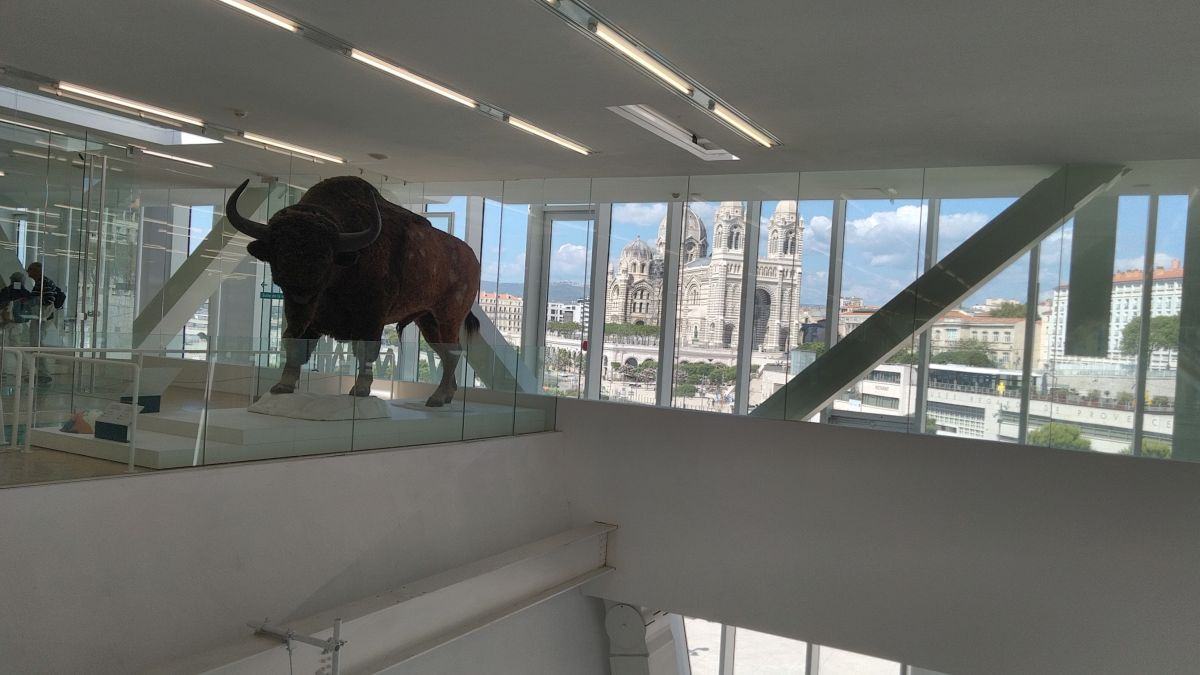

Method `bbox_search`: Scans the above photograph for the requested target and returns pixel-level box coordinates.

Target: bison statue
[226,176,480,406]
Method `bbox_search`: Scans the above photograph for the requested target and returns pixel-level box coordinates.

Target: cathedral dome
[774,200,797,216]
[656,207,708,258]
[621,236,654,261]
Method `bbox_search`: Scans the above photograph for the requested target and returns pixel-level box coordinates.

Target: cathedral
[606,201,804,353]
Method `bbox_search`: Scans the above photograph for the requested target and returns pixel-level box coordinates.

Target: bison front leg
[273,302,317,394]
[349,338,382,397]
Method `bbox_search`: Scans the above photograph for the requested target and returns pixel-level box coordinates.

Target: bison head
[226,180,380,303]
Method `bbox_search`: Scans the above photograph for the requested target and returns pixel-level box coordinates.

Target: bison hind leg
[416,314,466,407]
[349,338,382,397]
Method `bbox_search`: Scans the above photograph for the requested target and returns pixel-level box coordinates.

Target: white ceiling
[1,0,1199,183]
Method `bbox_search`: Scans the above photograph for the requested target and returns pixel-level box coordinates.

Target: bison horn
[336,194,383,252]
[226,179,271,240]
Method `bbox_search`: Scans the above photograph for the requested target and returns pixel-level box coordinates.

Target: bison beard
[227,176,482,406]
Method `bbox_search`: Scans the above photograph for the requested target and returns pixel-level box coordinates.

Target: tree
[547,321,581,334]
[675,383,698,397]
[1122,439,1172,459]
[925,415,938,434]
[604,323,660,338]
[797,341,827,355]
[930,338,996,368]
[1028,422,1091,450]
[1120,315,1180,356]
[888,348,917,365]
[987,302,1026,318]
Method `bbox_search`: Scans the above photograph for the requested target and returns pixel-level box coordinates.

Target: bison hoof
[349,384,372,397]
[425,394,446,407]
[270,382,295,394]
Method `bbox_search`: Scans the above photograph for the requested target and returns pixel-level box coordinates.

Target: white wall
[557,398,1200,675]
[0,433,573,674]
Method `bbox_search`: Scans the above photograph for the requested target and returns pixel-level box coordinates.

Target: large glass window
[542,214,594,397]
[817,645,902,674]
[1137,194,1187,457]
[831,183,926,428]
[1032,197,1151,453]
[924,197,1024,441]
[601,202,667,404]
[684,616,721,675]
[733,627,807,673]
[671,200,746,413]
[747,200,806,410]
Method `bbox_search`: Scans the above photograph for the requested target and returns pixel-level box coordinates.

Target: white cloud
[612,203,667,229]
[550,243,588,276]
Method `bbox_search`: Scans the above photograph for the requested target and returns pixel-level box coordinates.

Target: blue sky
[472,193,1189,307]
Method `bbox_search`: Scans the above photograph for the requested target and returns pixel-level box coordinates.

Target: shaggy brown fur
[235,176,480,405]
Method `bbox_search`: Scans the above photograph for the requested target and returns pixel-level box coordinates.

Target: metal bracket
[249,618,345,673]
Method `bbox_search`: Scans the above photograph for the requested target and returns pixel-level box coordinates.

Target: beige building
[479,291,523,338]
[930,311,1026,368]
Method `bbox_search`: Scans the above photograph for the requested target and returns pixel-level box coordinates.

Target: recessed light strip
[506,116,590,155]
[242,132,344,163]
[197,0,590,155]
[349,49,477,108]
[213,0,298,32]
[536,0,779,148]
[57,82,205,127]
[137,147,214,168]
[593,23,691,94]
[711,103,774,149]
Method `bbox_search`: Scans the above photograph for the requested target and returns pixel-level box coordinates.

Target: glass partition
[5,94,1200,489]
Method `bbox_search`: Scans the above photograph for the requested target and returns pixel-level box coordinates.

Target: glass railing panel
[20,350,143,478]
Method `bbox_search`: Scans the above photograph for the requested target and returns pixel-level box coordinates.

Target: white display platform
[248,391,391,420]
[29,397,548,469]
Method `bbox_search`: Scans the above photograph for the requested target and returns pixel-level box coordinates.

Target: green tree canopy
[1120,315,1179,355]
[930,338,997,368]
[796,341,827,355]
[1028,422,1091,450]
[605,323,660,337]
[888,348,918,365]
[986,302,1026,318]
[675,361,736,387]
[1122,439,1172,459]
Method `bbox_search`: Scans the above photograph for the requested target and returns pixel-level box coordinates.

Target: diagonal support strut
[751,164,1128,422]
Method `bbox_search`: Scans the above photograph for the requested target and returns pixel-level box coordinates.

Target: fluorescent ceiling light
[0,171,5,177]
[350,49,477,108]
[506,116,590,155]
[593,23,691,95]
[213,0,298,32]
[242,132,344,163]
[609,104,737,161]
[57,82,205,127]
[537,0,779,149]
[711,103,774,148]
[138,147,214,168]
[12,148,48,159]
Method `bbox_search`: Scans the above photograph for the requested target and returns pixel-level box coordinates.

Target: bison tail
[464,311,481,336]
